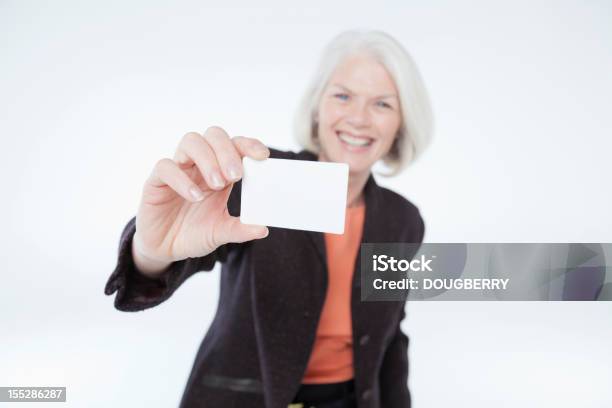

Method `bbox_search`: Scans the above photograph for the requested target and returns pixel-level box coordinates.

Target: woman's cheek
[380,117,401,148]
[325,105,344,127]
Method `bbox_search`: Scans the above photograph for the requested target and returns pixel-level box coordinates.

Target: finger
[215,216,269,245]
[232,136,270,160]
[147,158,205,202]
[202,126,243,183]
[174,132,226,191]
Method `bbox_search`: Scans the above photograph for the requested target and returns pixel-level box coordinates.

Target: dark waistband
[292,379,355,404]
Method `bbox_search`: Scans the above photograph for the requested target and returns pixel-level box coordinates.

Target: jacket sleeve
[103,180,243,312]
[379,210,425,408]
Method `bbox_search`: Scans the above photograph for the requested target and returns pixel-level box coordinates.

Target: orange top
[301,204,366,383]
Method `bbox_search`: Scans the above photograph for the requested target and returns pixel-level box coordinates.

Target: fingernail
[189,186,204,201]
[254,145,269,158]
[211,173,225,189]
[227,166,241,181]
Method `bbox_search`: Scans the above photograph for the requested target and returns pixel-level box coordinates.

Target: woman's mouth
[336,131,374,150]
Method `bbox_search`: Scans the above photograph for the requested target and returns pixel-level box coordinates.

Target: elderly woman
[105,30,433,408]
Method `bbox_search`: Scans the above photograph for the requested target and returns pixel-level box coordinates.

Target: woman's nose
[345,102,371,128]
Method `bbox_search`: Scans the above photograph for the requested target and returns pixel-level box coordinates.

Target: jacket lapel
[360,173,384,243]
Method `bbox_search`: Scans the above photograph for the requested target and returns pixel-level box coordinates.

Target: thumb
[216,216,269,245]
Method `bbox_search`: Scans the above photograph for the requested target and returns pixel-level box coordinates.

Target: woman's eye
[334,93,349,101]
[376,101,392,109]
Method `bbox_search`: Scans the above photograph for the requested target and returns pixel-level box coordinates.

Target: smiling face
[316,53,402,176]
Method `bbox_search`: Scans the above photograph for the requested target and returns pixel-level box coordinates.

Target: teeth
[338,132,372,147]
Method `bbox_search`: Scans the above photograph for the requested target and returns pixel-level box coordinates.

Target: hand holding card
[240,157,349,234]
[130,127,272,277]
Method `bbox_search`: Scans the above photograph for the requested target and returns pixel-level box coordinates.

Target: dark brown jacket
[104,148,425,408]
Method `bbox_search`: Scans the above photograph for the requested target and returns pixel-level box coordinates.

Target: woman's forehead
[327,54,398,96]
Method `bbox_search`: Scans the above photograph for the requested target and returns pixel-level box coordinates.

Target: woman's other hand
[132,126,270,277]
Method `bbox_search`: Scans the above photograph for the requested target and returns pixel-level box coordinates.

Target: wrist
[131,235,172,278]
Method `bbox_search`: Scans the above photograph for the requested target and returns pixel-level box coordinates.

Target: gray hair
[294,30,434,175]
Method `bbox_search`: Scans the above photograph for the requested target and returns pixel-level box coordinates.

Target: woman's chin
[337,155,374,175]
[326,152,369,171]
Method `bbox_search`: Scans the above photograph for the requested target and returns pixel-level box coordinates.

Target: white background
[1,1,611,407]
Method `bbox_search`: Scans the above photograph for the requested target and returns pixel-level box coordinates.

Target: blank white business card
[240,157,349,234]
